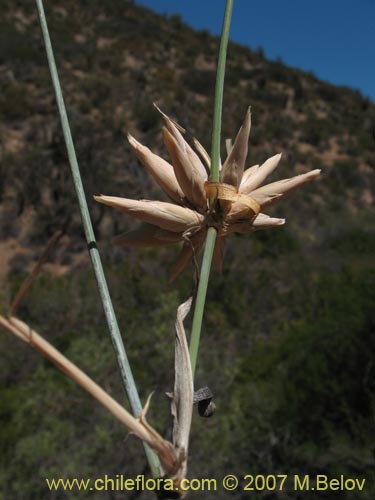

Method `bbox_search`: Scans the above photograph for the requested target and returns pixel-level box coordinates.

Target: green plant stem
[189,227,217,376]
[35,0,159,478]
[189,0,234,378]
[210,0,234,182]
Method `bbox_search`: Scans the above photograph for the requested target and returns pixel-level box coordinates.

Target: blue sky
[135,0,375,102]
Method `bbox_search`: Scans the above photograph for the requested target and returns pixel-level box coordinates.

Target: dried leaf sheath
[169,298,194,483]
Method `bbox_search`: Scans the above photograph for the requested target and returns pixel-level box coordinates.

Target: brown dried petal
[225,138,233,156]
[250,169,321,208]
[128,134,185,204]
[240,164,259,187]
[113,225,184,247]
[253,213,286,229]
[163,127,207,212]
[240,154,282,194]
[220,107,251,189]
[221,220,255,235]
[154,105,210,176]
[160,110,208,180]
[193,137,211,171]
[225,213,285,235]
[94,195,203,233]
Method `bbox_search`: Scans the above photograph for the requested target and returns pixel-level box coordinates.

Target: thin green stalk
[35,0,159,478]
[189,0,234,377]
[189,227,217,376]
[210,0,234,182]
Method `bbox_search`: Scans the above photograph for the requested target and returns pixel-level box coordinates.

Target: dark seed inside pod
[193,386,216,418]
[198,400,216,418]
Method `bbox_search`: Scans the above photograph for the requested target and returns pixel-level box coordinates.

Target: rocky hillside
[0,1,374,499]
[0,0,374,276]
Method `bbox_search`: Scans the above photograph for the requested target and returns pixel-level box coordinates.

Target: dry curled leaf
[169,297,194,486]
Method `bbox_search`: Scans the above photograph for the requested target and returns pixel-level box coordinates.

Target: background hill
[0,1,374,498]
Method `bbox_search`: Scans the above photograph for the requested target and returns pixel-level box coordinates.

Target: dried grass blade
[0,315,178,475]
[9,231,62,317]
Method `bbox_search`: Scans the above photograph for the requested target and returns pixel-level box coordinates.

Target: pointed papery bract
[169,229,206,282]
[186,141,209,182]
[193,137,211,171]
[163,127,207,213]
[224,213,285,235]
[113,225,184,247]
[250,169,321,208]
[220,219,256,235]
[240,164,259,188]
[154,104,211,176]
[225,138,233,156]
[128,134,185,205]
[220,107,251,189]
[240,154,282,194]
[160,110,208,181]
[252,213,286,228]
[94,195,203,233]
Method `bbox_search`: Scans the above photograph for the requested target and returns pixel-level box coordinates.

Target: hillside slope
[0,0,374,273]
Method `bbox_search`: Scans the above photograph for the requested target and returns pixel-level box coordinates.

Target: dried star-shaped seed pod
[94,107,321,279]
